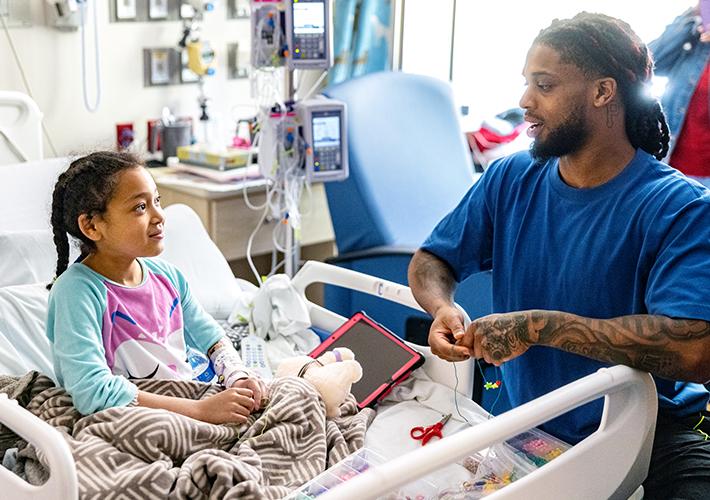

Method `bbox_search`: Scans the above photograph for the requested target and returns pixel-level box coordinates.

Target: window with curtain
[401,1,696,125]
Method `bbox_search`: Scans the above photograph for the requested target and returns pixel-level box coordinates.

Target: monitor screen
[312,113,340,149]
[293,2,325,35]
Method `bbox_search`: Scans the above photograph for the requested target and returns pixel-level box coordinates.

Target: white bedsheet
[365,368,491,493]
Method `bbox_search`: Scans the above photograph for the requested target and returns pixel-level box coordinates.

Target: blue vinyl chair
[322,71,505,410]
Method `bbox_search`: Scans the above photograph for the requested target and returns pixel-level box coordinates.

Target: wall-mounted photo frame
[115,0,137,20]
[148,0,169,19]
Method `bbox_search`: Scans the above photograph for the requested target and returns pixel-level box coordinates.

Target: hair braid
[47,174,71,290]
[534,12,670,160]
[46,151,143,289]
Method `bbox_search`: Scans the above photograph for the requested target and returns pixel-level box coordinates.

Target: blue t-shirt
[422,149,710,444]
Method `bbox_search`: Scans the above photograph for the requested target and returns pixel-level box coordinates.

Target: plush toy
[275,347,363,417]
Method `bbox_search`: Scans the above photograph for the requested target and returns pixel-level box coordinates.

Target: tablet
[310,311,425,409]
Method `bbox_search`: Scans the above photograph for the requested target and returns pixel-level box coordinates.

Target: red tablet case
[309,311,425,410]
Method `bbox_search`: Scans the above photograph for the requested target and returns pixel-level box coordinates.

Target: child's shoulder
[141,257,186,287]
[50,262,106,300]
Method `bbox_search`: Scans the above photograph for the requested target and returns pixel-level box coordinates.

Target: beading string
[452,359,502,425]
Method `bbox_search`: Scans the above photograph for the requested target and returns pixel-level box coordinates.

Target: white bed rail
[291,260,474,397]
[321,364,656,500]
[0,394,77,500]
[293,261,656,500]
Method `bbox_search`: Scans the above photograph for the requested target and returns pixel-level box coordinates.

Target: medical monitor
[285,0,331,69]
[297,98,348,182]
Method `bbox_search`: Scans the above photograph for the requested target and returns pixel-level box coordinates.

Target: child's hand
[194,387,256,424]
[232,377,268,411]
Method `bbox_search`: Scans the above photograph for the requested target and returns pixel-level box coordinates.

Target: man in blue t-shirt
[408,13,710,499]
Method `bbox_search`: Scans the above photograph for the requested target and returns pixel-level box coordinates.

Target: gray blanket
[0,372,375,499]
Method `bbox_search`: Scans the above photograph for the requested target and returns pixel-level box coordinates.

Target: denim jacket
[649,9,710,156]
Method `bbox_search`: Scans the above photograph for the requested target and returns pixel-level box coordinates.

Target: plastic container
[288,447,438,499]
[437,426,571,498]
[504,427,571,468]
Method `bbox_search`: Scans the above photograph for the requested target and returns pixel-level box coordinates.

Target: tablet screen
[311,313,423,406]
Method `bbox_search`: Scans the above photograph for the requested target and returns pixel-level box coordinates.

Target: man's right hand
[428,305,471,362]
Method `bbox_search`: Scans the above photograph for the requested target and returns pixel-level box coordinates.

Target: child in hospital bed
[45,151,266,424]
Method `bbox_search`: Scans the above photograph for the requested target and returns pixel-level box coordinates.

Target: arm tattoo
[480,313,531,363]
[534,312,710,381]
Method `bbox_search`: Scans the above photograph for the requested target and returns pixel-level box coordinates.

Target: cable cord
[0,15,58,157]
[79,0,101,113]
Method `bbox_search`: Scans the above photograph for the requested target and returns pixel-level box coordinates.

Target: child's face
[93,166,165,259]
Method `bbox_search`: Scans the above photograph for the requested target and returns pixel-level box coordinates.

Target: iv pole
[283,68,300,277]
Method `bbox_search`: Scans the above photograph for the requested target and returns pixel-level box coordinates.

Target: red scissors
[410,413,451,445]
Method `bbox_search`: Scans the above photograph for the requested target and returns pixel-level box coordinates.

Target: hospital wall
[0,2,253,157]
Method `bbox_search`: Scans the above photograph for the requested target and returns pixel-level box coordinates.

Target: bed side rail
[0,394,77,500]
[320,364,656,500]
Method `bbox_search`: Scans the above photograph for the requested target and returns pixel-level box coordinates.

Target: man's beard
[530,104,590,162]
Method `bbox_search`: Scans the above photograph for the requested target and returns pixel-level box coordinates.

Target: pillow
[0,157,68,232]
[161,204,243,320]
[0,283,54,378]
[0,230,79,288]
[0,204,241,320]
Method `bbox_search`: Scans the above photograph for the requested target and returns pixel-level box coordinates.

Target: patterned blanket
[0,372,375,499]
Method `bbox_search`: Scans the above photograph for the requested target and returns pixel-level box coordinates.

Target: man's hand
[458,312,535,365]
[232,377,268,411]
[428,305,471,361]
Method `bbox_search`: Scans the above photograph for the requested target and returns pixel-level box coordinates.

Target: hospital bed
[0,158,657,499]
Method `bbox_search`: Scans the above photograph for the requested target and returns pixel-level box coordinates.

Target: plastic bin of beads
[453,443,536,498]
[288,447,439,499]
[504,427,571,468]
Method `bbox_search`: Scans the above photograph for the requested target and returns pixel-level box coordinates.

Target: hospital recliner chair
[322,71,505,410]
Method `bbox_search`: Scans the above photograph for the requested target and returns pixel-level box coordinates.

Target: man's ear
[593,77,617,107]
[78,213,103,242]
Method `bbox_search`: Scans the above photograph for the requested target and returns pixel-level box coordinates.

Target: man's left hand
[457,312,536,365]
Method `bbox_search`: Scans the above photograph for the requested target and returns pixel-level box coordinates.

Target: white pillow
[0,204,241,319]
[0,157,67,232]
[161,204,243,320]
[0,230,80,288]
[0,283,54,378]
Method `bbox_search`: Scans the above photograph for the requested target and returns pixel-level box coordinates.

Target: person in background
[408,12,710,499]
[649,3,710,184]
[46,151,266,424]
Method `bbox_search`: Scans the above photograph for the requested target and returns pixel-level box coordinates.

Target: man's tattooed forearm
[534,313,705,380]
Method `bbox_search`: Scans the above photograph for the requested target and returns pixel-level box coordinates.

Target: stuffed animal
[275,347,363,417]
